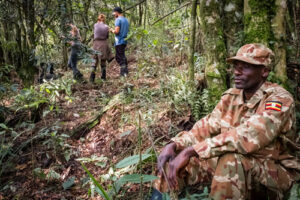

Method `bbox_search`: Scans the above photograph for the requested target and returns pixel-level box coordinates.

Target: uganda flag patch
[265,101,282,111]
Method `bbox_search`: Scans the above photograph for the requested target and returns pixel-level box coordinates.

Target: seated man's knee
[211,153,247,199]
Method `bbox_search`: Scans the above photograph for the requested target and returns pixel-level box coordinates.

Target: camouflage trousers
[154,153,293,200]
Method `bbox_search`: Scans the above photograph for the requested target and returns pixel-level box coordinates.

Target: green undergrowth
[2,53,297,199]
[0,55,217,199]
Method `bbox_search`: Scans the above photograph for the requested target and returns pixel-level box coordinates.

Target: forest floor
[0,51,196,200]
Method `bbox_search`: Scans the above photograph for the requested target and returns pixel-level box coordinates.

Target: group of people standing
[67,7,129,82]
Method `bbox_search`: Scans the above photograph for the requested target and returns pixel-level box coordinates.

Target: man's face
[233,61,269,90]
[113,12,118,18]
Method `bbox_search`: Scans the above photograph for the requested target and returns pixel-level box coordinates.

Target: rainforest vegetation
[0,0,299,199]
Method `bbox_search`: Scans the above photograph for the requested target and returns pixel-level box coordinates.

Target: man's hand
[157,142,177,176]
[110,27,120,35]
[167,147,198,190]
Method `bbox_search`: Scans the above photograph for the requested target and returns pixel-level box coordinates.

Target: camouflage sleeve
[171,98,223,150]
[193,93,295,158]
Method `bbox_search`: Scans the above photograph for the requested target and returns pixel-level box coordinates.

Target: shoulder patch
[265,101,282,111]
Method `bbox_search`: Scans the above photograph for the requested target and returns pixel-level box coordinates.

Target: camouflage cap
[226,43,274,70]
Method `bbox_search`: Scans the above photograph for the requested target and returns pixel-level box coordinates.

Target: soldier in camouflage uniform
[152,44,300,200]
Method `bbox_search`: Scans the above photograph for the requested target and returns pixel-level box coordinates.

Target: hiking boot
[150,188,162,200]
[74,72,85,82]
[101,70,106,80]
[90,72,95,83]
[120,65,128,77]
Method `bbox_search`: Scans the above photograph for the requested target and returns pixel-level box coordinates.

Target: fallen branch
[71,92,124,139]
[151,1,192,25]
[124,0,146,12]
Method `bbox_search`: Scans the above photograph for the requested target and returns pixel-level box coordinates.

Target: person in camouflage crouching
[151,43,300,200]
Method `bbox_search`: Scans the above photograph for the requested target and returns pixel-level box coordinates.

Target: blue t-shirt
[115,16,129,46]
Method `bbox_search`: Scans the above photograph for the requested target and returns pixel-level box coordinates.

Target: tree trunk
[19,0,37,86]
[199,0,227,99]
[272,0,287,83]
[138,3,143,26]
[244,0,288,83]
[141,0,147,47]
[58,0,70,70]
[188,0,197,86]
[223,0,243,87]
[0,21,10,65]
[244,0,274,45]
[223,0,244,57]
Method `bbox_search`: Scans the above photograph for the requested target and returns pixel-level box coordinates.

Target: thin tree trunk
[19,0,36,86]
[0,21,10,64]
[141,0,147,47]
[223,0,243,87]
[223,0,244,57]
[272,0,287,83]
[199,0,227,99]
[58,0,70,70]
[138,4,143,26]
[188,0,197,86]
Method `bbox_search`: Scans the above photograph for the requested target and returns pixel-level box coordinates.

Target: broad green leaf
[115,154,152,168]
[95,162,106,168]
[118,174,158,184]
[62,176,75,190]
[76,157,92,162]
[46,169,60,180]
[64,151,71,162]
[0,123,8,130]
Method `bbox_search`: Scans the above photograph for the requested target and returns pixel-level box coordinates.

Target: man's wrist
[167,142,177,151]
[183,147,198,158]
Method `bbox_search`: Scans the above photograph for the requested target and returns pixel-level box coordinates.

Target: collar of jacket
[233,81,269,108]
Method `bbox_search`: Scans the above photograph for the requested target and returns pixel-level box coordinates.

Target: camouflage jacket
[172,82,299,170]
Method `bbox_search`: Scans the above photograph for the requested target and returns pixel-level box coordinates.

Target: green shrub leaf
[62,176,75,190]
[118,174,158,184]
[115,154,152,169]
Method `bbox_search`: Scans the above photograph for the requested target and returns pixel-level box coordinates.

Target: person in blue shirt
[110,7,129,77]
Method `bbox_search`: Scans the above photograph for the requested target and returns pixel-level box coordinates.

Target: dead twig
[124,0,147,12]
[151,1,192,26]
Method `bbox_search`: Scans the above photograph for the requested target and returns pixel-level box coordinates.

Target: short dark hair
[113,7,123,13]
